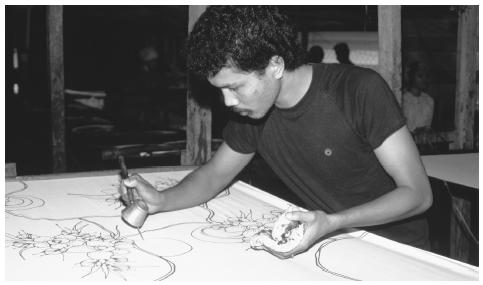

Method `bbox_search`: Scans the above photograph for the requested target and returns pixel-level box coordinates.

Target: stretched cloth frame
[5,170,478,281]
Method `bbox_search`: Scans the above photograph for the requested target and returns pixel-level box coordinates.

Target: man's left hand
[261,210,339,259]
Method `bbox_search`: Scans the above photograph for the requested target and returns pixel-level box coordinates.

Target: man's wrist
[326,212,346,232]
[151,191,166,213]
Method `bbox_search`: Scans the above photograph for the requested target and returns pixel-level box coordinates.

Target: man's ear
[269,56,285,79]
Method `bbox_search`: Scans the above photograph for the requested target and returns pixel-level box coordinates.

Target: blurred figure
[334,42,353,65]
[402,61,434,135]
[307,45,324,63]
[112,43,169,130]
[138,45,160,72]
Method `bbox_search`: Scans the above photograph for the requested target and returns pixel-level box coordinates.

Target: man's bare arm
[152,143,255,213]
[329,126,433,229]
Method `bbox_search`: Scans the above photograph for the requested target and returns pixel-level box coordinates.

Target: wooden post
[46,5,66,172]
[377,6,402,104]
[447,5,479,265]
[301,30,308,51]
[181,5,212,166]
[453,6,478,150]
[5,163,17,178]
[450,195,472,263]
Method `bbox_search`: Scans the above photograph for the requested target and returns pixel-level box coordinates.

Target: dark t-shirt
[223,63,429,249]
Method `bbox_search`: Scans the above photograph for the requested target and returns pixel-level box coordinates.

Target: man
[402,61,434,134]
[334,42,354,65]
[307,45,325,63]
[119,6,432,259]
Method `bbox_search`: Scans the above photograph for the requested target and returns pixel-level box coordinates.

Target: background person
[402,61,434,135]
[307,45,324,63]
[333,42,353,65]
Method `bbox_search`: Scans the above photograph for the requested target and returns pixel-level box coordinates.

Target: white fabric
[402,90,434,132]
[5,170,478,281]
[422,153,479,189]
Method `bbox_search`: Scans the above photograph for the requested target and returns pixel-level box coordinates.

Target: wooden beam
[46,5,66,173]
[450,195,472,263]
[8,165,197,182]
[5,163,17,178]
[301,30,309,51]
[453,6,478,150]
[182,5,212,166]
[377,6,402,104]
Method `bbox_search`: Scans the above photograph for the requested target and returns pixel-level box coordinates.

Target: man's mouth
[232,108,250,116]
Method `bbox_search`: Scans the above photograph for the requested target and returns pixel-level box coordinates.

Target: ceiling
[63,5,379,33]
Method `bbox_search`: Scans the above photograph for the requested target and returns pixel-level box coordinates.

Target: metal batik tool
[118,155,146,240]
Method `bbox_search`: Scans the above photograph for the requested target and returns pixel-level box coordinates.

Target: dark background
[5,5,462,175]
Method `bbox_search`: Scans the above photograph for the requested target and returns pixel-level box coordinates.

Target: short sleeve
[222,116,260,154]
[355,70,406,148]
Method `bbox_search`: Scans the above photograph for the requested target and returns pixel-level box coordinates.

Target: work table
[5,167,478,281]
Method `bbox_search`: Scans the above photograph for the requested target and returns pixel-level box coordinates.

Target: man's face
[208,65,281,119]
[413,70,428,90]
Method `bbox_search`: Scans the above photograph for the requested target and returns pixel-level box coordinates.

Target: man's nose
[222,89,239,107]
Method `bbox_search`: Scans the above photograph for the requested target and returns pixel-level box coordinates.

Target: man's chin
[247,112,267,120]
[232,110,266,120]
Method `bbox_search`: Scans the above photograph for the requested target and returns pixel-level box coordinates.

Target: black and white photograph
[3,4,479,282]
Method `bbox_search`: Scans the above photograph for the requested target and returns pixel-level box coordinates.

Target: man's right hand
[119,173,164,214]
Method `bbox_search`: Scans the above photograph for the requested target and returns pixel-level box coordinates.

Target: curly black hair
[187,6,306,78]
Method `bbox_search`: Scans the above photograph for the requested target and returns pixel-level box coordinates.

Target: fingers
[127,173,151,185]
[120,173,162,213]
[261,245,302,259]
[123,173,152,191]
[259,239,306,259]
[285,211,309,223]
[118,181,129,205]
[285,210,321,225]
[261,245,288,259]
[119,173,146,204]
